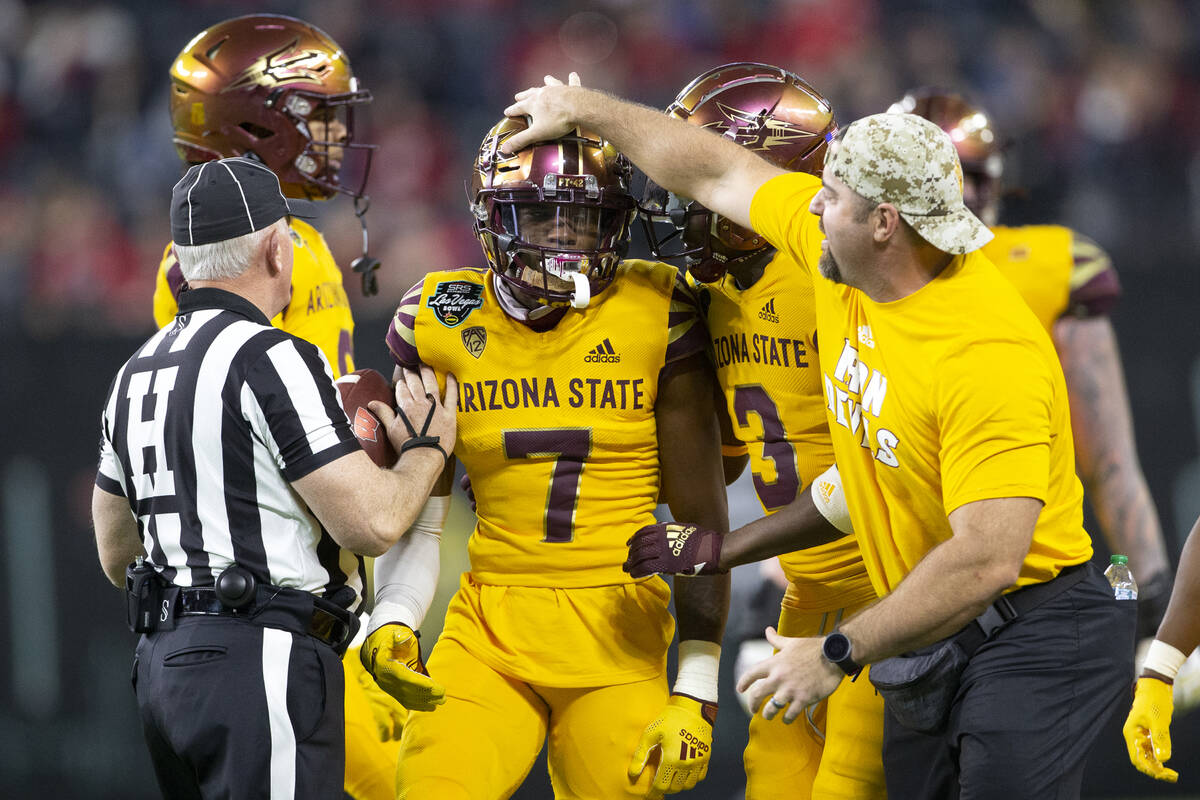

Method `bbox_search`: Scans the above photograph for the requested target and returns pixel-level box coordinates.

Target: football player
[362,114,731,799]
[893,90,1173,642]
[1125,511,1200,782]
[151,16,401,800]
[154,13,379,372]
[641,63,884,799]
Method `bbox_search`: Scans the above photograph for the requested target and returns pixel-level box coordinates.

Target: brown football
[335,368,398,468]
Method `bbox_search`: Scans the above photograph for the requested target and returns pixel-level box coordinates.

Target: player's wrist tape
[721,443,748,457]
[673,640,721,703]
[1143,639,1188,680]
[811,463,854,535]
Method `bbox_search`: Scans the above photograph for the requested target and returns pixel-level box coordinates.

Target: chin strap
[350,195,380,297]
[569,272,591,308]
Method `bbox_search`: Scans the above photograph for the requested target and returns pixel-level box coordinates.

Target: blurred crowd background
[2,0,1200,797]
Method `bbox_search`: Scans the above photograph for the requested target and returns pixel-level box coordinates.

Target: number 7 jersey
[387,261,705,588]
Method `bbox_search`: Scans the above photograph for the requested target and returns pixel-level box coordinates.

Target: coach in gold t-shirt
[505,78,1135,799]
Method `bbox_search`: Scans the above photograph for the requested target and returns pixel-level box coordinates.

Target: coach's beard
[818,248,844,284]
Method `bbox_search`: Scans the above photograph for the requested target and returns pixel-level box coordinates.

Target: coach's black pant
[882,565,1136,800]
[132,616,345,799]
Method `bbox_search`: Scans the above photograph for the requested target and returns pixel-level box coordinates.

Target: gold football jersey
[388,261,706,588]
[985,225,1121,331]
[153,218,355,377]
[694,259,875,612]
[750,172,1093,596]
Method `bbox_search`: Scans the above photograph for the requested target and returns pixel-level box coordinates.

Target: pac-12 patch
[461,326,487,358]
[428,281,484,328]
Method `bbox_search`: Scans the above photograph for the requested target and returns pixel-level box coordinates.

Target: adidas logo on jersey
[758,298,780,323]
[857,325,875,349]
[584,338,621,363]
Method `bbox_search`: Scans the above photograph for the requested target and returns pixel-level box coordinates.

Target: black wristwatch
[822,631,863,678]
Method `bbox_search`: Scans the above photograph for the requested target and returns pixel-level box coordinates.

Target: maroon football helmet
[169,14,375,201]
[471,116,637,309]
[642,63,837,282]
[889,89,1003,224]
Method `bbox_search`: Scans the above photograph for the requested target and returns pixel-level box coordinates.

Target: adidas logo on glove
[677,729,710,759]
[667,523,698,556]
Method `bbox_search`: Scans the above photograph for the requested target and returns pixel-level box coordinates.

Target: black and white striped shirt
[96,288,364,611]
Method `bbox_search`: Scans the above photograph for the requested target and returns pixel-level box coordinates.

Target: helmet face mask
[472,118,636,308]
[284,89,374,199]
[169,14,376,201]
[640,62,837,283]
[641,183,771,283]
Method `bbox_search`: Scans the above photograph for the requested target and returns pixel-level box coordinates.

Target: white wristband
[1143,639,1188,680]
[811,463,854,535]
[673,640,721,703]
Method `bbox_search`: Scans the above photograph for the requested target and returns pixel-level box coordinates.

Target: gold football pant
[743,600,886,800]
[343,649,405,800]
[396,635,668,799]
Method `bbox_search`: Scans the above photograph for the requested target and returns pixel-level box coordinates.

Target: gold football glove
[1123,677,1178,783]
[629,694,717,797]
[345,645,407,740]
[360,623,446,712]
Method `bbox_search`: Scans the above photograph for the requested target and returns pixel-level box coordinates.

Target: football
[335,368,398,468]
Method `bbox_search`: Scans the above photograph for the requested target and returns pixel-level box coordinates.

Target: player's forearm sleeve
[368,496,447,633]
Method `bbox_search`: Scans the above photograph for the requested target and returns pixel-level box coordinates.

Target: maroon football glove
[624,522,726,578]
[459,473,477,513]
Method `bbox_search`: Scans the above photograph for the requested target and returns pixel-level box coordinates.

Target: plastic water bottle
[1104,554,1138,600]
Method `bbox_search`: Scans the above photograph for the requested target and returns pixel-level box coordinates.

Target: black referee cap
[171,156,317,246]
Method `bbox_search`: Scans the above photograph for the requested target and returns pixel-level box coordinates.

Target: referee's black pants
[132,616,345,799]
[882,564,1136,800]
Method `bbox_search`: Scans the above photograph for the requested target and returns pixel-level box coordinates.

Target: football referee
[91,157,456,799]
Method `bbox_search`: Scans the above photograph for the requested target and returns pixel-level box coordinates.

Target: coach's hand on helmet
[623,522,726,578]
[372,364,457,466]
[1124,676,1179,782]
[502,72,583,154]
[361,623,446,712]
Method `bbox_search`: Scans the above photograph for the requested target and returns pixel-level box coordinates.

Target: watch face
[824,632,851,661]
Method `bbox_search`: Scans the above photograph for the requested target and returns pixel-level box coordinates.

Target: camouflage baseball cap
[824,113,993,254]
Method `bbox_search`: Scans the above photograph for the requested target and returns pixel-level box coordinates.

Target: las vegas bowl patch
[428,281,484,328]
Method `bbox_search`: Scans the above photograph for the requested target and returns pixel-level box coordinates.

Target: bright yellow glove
[629,694,716,797]
[360,623,446,712]
[345,645,408,740]
[1123,677,1179,783]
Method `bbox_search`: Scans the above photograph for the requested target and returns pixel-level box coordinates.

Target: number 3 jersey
[386,261,706,685]
[694,259,876,613]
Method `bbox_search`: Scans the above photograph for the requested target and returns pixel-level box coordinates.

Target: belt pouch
[869,636,968,735]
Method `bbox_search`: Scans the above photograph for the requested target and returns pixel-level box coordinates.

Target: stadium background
[1,0,1199,796]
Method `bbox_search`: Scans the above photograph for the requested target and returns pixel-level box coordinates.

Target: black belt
[957,561,1092,656]
[174,585,358,655]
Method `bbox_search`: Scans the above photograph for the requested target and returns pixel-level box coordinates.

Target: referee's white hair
[174,218,288,282]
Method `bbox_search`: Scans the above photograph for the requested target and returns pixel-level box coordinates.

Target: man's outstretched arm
[624,463,850,579]
[503,75,784,229]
